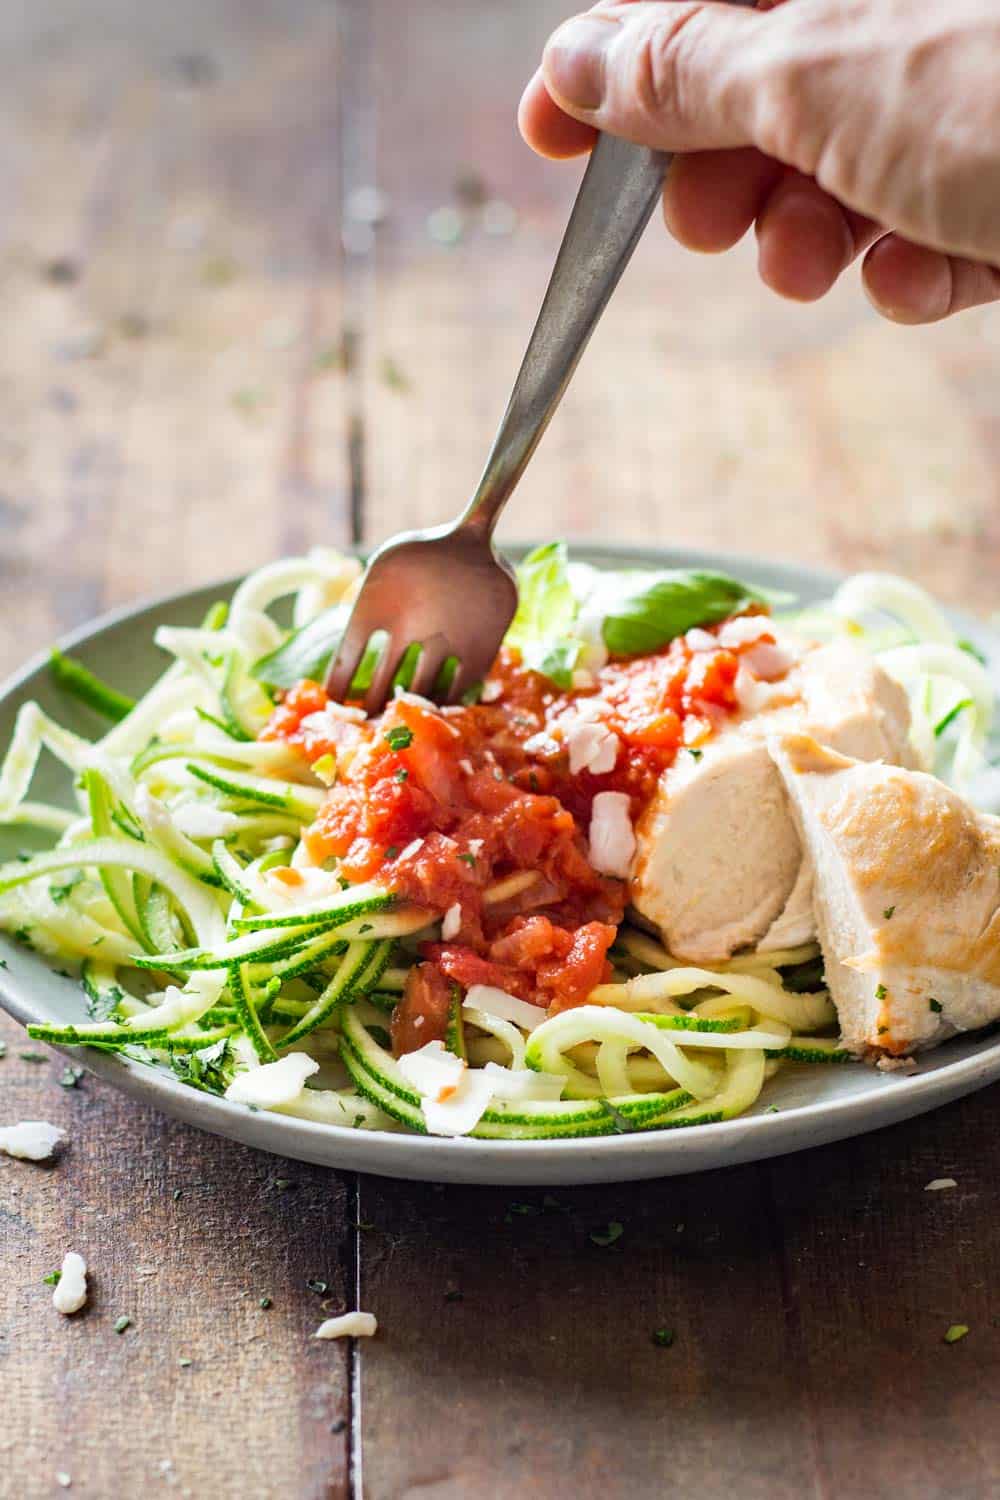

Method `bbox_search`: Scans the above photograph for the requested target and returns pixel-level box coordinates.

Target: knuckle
[627,11,701,131]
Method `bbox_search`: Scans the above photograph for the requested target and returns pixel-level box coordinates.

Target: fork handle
[459,131,668,537]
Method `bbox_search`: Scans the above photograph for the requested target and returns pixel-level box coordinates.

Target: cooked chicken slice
[770,732,1000,1056]
[630,642,915,962]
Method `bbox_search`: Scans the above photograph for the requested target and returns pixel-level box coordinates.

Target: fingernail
[543,15,616,112]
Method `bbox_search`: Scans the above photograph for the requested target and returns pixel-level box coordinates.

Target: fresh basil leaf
[506,541,582,688]
[252,605,420,698]
[601,570,767,657]
[252,604,348,689]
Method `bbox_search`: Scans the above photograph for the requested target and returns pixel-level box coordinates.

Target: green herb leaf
[59,1065,84,1089]
[506,542,582,689]
[113,1315,132,1334]
[601,570,767,658]
[944,1323,969,1344]
[958,638,987,666]
[49,873,84,905]
[651,1327,675,1348]
[259,1296,272,1309]
[395,768,409,783]
[306,1278,328,1295]
[883,906,895,920]
[929,998,943,1013]
[19,1051,46,1064]
[934,698,974,738]
[589,1220,624,1248]
[178,1356,193,1368]
[875,983,887,1001]
[384,725,414,751]
[43,1271,62,1286]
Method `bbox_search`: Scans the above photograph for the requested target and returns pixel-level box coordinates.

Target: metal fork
[326,132,669,712]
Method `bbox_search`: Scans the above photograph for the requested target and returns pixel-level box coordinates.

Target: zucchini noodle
[0,555,984,1139]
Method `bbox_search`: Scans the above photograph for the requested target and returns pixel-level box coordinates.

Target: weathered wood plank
[0,1011,353,1500]
[0,5,357,1497]
[0,0,353,681]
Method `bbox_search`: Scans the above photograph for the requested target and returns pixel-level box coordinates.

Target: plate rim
[3,542,998,1182]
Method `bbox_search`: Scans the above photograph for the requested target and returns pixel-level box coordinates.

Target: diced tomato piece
[538,922,616,1012]
[391,962,454,1056]
[424,944,534,1002]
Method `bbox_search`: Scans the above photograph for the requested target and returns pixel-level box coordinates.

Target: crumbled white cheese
[588,791,636,879]
[565,719,619,776]
[480,681,503,704]
[567,696,604,722]
[0,1121,66,1161]
[463,985,547,1032]
[225,1053,319,1108]
[441,903,462,941]
[467,839,484,857]
[52,1252,88,1315]
[685,627,717,652]
[924,1177,958,1192]
[397,1041,494,1136]
[743,640,794,682]
[55,1474,72,1490]
[263,865,342,905]
[171,803,241,840]
[314,1312,378,1340]
[397,1041,465,1100]
[522,731,560,756]
[571,669,596,690]
[717,616,772,649]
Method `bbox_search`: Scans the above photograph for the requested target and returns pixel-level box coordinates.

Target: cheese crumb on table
[314,1312,378,1340]
[53,1252,88,1315]
[0,1121,66,1161]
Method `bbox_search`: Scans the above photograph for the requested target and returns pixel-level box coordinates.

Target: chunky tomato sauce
[260,616,775,1051]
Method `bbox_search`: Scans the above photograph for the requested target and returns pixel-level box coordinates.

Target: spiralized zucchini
[0,557,981,1138]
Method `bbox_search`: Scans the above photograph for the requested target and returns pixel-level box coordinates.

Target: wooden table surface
[3,3,1000,1497]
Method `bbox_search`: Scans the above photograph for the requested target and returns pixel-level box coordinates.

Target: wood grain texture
[1,1011,354,1500]
[3,2,1000,1499]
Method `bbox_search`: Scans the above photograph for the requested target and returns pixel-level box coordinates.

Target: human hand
[519,0,1000,323]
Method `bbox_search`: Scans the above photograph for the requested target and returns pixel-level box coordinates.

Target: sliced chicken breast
[630,642,915,962]
[770,732,1000,1056]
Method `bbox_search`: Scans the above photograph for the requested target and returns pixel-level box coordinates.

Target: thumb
[541,2,764,153]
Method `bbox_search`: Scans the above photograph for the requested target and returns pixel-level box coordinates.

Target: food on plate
[0,545,994,1139]
[772,732,1000,1057]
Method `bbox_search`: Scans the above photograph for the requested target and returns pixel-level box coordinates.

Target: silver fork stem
[458,133,669,540]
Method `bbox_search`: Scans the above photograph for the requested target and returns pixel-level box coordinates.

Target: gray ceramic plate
[2,545,999,1185]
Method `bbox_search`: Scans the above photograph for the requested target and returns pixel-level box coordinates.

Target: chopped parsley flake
[259,1296,272,1309]
[687,748,703,762]
[306,1278,328,1295]
[883,906,895,920]
[273,1178,294,1191]
[589,1221,624,1248]
[929,998,943,1013]
[172,1188,183,1201]
[385,846,399,860]
[458,853,476,867]
[944,1323,969,1344]
[178,1357,193,1368]
[652,1327,675,1348]
[19,1051,46,1064]
[59,1066,84,1089]
[113,1315,132,1334]
[43,1271,62,1286]
[875,984,887,1000]
[49,873,84,904]
[384,725,413,751]
[877,1025,889,1035]
[394,767,409,782]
